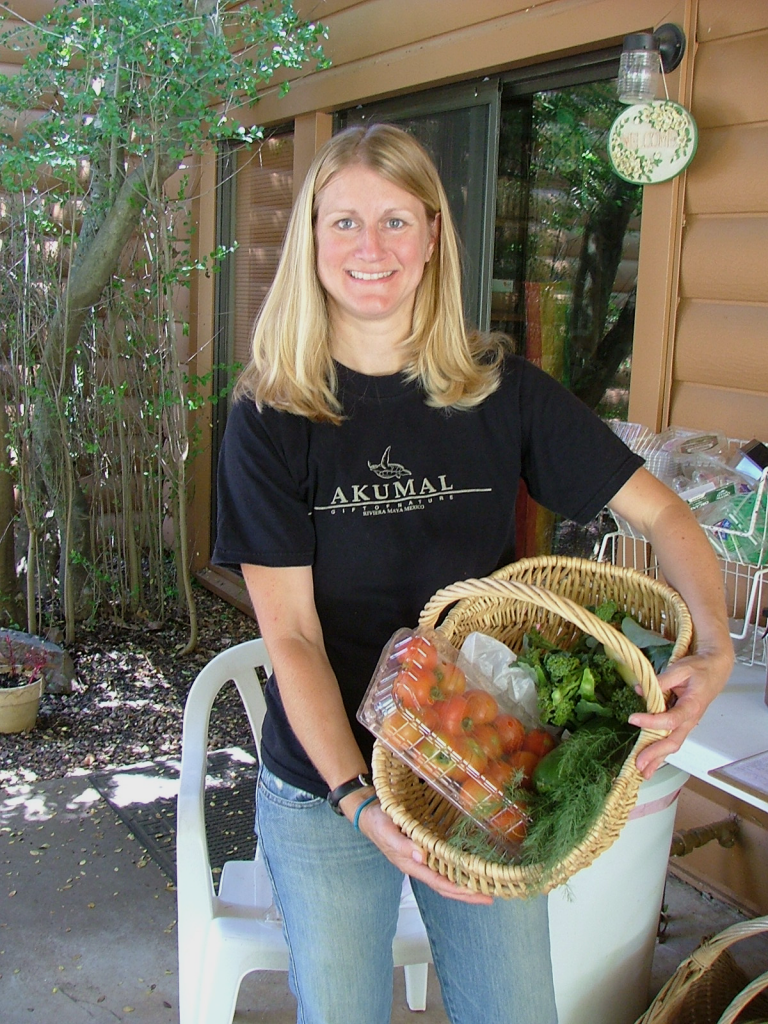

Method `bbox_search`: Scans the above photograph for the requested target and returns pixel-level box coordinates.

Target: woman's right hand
[357,799,494,905]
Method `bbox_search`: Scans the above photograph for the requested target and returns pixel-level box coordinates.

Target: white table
[666,661,768,814]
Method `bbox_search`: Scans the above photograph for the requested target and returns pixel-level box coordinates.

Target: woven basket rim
[373,556,693,898]
[635,915,768,1024]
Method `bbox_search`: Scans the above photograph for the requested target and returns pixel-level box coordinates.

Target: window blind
[232,134,294,368]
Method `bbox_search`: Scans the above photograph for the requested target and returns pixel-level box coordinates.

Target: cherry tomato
[457,777,504,819]
[491,802,528,842]
[438,694,471,735]
[506,750,540,790]
[414,734,455,781]
[380,708,423,751]
[394,634,439,672]
[452,734,488,777]
[463,689,498,728]
[433,661,466,698]
[484,756,518,790]
[414,704,441,733]
[494,713,526,753]
[392,664,438,711]
[473,722,504,762]
[522,728,558,758]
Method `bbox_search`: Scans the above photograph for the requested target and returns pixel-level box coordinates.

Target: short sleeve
[212,399,315,570]
[516,361,644,524]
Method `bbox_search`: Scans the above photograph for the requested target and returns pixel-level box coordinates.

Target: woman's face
[314,162,438,343]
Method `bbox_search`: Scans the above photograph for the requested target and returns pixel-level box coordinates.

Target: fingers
[362,804,494,905]
[634,734,681,778]
[407,848,494,904]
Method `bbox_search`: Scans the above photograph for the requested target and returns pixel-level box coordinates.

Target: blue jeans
[255,765,558,1024]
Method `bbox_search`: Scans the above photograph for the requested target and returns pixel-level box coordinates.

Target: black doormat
[90,746,259,885]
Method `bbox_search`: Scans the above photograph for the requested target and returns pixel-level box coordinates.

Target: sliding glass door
[339,57,640,557]
[339,81,500,331]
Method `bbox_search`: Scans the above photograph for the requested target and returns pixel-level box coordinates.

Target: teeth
[348,270,394,280]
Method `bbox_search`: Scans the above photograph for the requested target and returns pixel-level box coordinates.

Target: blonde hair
[234,123,505,422]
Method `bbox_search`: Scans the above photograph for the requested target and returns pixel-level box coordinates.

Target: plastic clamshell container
[358,627,550,856]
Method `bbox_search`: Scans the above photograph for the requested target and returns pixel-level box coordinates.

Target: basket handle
[636,916,768,1024]
[718,969,768,1024]
[690,915,768,971]
[418,575,666,714]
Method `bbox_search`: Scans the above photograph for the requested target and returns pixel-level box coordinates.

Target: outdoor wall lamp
[617,23,686,104]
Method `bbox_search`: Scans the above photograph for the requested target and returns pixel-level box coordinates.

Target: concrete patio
[2,773,765,1024]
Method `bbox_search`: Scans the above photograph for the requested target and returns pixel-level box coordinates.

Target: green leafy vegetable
[444,719,638,894]
[517,720,637,882]
[516,602,673,730]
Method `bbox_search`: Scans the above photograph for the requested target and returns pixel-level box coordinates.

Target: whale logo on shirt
[367,446,412,480]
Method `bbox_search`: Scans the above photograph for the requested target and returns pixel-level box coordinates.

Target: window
[210,130,294,544]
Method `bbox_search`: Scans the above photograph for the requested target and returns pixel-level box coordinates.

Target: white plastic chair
[176,637,432,1024]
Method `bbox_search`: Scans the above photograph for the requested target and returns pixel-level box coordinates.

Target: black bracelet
[327,773,373,815]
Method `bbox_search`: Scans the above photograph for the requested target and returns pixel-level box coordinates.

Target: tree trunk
[0,400,24,627]
[572,286,636,411]
[31,154,183,619]
[568,177,640,404]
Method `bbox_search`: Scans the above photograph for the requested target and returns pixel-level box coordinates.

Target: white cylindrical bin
[548,763,689,1024]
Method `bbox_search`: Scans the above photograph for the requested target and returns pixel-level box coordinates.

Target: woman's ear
[426,212,441,262]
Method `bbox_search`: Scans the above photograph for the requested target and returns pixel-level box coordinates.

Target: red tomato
[473,723,504,762]
[522,728,558,758]
[434,661,466,698]
[484,756,518,790]
[494,714,526,753]
[506,750,540,790]
[380,708,423,751]
[457,777,503,819]
[392,665,438,711]
[414,734,455,781]
[439,694,471,735]
[491,802,528,842]
[463,689,498,728]
[452,735,488,777]
[414,704,441,733]
[394,634,439,672]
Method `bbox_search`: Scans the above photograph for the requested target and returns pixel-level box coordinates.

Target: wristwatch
[327,773,374,815]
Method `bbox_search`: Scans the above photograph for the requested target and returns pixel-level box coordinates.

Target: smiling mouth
[347,270,395,281]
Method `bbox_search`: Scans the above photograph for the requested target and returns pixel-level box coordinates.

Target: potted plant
[0,637,47,733]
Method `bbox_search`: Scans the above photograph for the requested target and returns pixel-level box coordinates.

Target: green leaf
[621,616,673,647]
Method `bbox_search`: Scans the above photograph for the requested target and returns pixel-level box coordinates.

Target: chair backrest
[180,638,272,765]
[177,639,273,918]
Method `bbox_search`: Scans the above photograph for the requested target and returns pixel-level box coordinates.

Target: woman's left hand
[627,649,734,778]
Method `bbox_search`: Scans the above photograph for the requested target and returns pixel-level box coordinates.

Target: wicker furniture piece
[372,555,693,899]
[634,915,768,1024]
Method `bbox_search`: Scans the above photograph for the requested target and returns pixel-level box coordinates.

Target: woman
[213,124,733,1024]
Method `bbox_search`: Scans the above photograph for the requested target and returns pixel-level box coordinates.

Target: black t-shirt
[213,355,643,795]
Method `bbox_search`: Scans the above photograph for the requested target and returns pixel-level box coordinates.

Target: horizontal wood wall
[671,3,768,439]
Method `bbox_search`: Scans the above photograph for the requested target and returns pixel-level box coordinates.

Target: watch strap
[327,773,373,815]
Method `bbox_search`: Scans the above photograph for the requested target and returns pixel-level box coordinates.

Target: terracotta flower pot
[0,676,44,733]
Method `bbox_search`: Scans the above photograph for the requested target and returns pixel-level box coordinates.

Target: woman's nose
[355,224,385,259]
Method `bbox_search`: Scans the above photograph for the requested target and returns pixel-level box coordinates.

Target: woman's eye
[386,217,406,229]
[336,218,355,230]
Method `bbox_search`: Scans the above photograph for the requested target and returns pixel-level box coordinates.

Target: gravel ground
[0,584,260,787]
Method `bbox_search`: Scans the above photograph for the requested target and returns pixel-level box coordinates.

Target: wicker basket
[372,555,693,898]
[634,915,768,1024]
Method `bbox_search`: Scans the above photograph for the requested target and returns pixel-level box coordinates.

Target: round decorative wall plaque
[608,99,698,184]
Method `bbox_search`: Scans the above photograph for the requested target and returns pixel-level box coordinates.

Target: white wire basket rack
[605,421,768,570]
[597,531,767,668]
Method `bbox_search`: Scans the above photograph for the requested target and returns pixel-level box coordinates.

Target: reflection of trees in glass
[493,81,641,418]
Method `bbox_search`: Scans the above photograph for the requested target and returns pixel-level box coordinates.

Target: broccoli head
[608,686,646,723]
